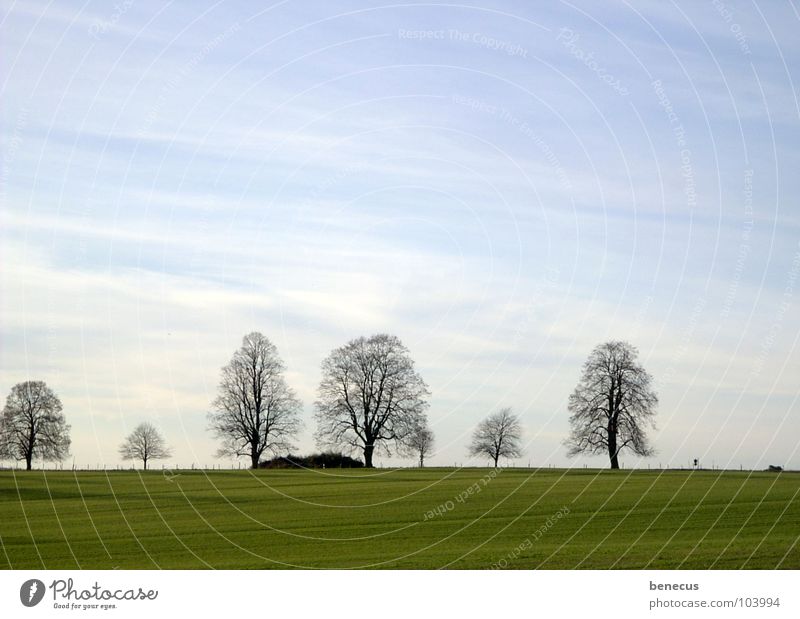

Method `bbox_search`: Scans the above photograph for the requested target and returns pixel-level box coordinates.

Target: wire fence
[0,462,793,472]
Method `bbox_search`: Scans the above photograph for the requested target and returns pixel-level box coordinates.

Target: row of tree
[0,334,658,470]
[209,332,431,469]
[0,382,171,471]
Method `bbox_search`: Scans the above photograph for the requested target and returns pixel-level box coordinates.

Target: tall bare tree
[314,334,430,468]
[0,381,70,470]
[119,422,172,470]
[468,407,523,467]
[564,341,657,469]
[405,422,435,467]
[208,332,302,469]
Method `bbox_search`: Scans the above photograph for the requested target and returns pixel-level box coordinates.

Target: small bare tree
[564,341,657,469]
[314,334,430,468]
[209,332,302,469]
[0,381,70,470]
[468,407,523,467]
[119,422,172,470]
[405,422,435,467]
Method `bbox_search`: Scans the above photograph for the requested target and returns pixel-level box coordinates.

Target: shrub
[259,452,364,469]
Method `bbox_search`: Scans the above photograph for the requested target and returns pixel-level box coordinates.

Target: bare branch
[208,332,303,469]
[401,421,435,467]
[468,407,523,467]
[119,422,172,470]
[564,341,658,469]
[314,334,430,467]
[0,381,71,470]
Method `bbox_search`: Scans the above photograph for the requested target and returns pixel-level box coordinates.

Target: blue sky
[1,0,799,469]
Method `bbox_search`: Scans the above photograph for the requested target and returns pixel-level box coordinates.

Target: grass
[0,468,798,569]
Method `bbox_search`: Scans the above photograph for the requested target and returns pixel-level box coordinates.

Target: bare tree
[119,422,172,470]
[405,422,435,467]
[468,407,523,467]
[208,332,302,469]
[564,341,657,469]
[314,334,430,468]
[0,381,70,470]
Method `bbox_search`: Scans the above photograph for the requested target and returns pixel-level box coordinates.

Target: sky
[1,0,799,470]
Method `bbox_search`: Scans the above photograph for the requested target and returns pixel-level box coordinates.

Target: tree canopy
[564,341,658,469]
[0,381,71,470]
[314,333,430,468]
[468,407,523,467]
[119,422,172,470]
[208,332,303,469]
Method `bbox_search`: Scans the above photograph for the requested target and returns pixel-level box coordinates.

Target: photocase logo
[20,579,45,607]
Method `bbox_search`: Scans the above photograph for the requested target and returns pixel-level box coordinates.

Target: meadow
[0,468,798,569]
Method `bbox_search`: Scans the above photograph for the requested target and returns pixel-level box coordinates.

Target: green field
[1,468,798,569]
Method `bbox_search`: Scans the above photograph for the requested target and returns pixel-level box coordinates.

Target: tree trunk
[26,429,35,470]
[143,457,148,471]
[250,453,259,469]
[608,425,619,469]
[364,443,375,468]
[493,454,499,468]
